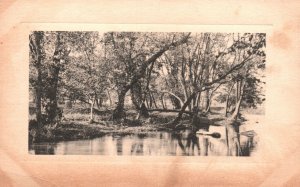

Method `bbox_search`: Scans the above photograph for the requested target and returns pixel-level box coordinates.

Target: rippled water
[29,129,257,156]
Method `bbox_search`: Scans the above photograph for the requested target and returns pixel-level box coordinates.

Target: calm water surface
[29,129,257,156]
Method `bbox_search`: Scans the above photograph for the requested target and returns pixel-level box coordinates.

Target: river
[29,128,257,156]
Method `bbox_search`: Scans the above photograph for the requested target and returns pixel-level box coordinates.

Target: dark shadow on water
[29,144,56,155]
[29,130,258,156]
[240,136,256,156]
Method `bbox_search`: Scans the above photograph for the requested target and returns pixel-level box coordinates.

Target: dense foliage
[29,32,265,126]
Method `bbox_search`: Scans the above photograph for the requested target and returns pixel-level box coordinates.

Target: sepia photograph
[1,0,300,185]
[29,31,266,156]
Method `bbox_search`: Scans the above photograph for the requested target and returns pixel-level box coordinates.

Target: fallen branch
[148,108,193,115]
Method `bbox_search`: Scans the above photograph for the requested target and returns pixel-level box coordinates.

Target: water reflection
[29,129,258,156]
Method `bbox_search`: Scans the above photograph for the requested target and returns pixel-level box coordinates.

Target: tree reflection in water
[29,129,257,156]
[30,143,56,155]
[130,134,145,155]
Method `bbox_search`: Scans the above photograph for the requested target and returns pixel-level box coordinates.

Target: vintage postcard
[28,28,266,157]
[1,1,300,186]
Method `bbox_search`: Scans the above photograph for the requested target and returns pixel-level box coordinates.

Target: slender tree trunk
[180,78,190,110]
[196,91,201,108]
[145,97,149,109]
[150,92,158,109]
[95,96,100,109]
[35,63,42,129]
[225,83,235,117]
[148,93,152,108]
[204,89,210,112]
[106,90,112,107]
[90,98,95,122]
[205,96,212,114]
[90,99,95,121]
[100,98,103,107]
[232,80,245,120]
[144,61,155,110]
[161,94,166,109]
[192,93,197,109]
[236,81,240,102]
[225,97,230,117]
[225,125,230,155]
[231,93,243,120]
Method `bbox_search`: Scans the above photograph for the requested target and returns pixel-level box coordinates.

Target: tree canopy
[29,31,265,126]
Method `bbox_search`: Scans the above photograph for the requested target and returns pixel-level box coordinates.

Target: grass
[29,106,174,143]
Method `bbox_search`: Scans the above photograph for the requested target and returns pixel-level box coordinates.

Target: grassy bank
[29,105,262,143]
[29,107,179,143]
[29,121,170,143]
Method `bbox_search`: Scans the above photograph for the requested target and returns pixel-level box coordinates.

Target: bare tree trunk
[225,119,241,156]
[236,81,240,103]
[180,79,189,104]
[145,97,149,109]
[150,92,158,109]
[35,64,42,129]
[144,60,155,110]
[161,94,166,109]
[90,97,95,123]
[232,80,245,120]
[95,96,100,109]
[112,87,129,120]
[231,93,243,120]
[148,93,152,108]
[181,81,191,111]
[205,97,212,114]
[196,91,201,109]
[225,97,230,117]
[106,90,113,107]
[204,89,210,113]
[225,83,235,117]
[192,93,197,110]
[203,34,211,112]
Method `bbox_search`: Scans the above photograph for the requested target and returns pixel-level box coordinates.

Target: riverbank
[29,120,175,143]
[29,106,262,143]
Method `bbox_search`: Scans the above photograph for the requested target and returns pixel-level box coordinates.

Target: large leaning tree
[103,32,191,120]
